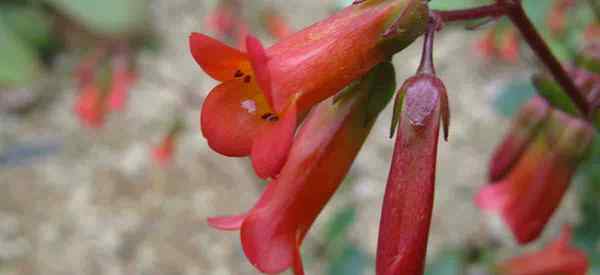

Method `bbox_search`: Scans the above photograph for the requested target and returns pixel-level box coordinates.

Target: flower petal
[245,35,275,110]
[251,101,297,179]
[189,32,249,81]
[200,80,269,157]
[207,214,247,230]
[241,204,296,274]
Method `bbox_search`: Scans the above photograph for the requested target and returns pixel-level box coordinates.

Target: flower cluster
[73,47,137,128]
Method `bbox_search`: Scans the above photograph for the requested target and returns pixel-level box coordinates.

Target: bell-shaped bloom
[488,97,550,181]
[74,83,106,128]
[377,72,449,275]
[208,63,397,275]
[477,110,595,244]
[190,0,428,178]
[498,225,588,275]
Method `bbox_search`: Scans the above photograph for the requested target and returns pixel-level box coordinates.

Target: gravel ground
[0,1,579,274]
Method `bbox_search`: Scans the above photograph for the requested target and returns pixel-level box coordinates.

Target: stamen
[244,75,252,83]
[234,70,244,78]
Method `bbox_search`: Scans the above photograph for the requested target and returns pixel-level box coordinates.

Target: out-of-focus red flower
[477,110,595,244]
[498,225,588,275]
[489,97,550,181]
[152,118,184,166]
[208,63,397,275]
[474,26,520,63]
[262,9,293,40]
[377,72,449,275]
[546,0,575,36]
[476,29,497,60]
[205,5,237,38]
[74,84,106,128]
[73,47,138,127]
[190,0,428,179]
[107,53,137,112]
[585,23,600,44]
[499,28,520,63]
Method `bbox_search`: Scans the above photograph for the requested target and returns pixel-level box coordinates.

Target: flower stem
[433,4,505,22]
[432,1,591,117]
[502,1,591,116]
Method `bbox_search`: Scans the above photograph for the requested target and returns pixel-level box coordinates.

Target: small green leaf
[492,79,536,117]
[44,0,147,35]
[0,21,41,86]
[365,61,396,126]
[532,74,579,115]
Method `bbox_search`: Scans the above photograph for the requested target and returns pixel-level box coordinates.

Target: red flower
[190,0,428,179]
[499,28,520,63]
[208,63,397,275]
[477,111,595,244]
[262,9,293,40]
[152,118,184,166]
[74,84,106,128]
[377,73,449,275]
[498,225,588,275]
[488,97,550,181]
[107,54,137,111]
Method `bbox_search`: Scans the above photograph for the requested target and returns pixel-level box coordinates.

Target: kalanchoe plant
[189,0,600,274]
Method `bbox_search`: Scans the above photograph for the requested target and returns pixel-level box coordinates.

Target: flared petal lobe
[499,226,589,275]
[377,74,446,275]
[189,33,250,82]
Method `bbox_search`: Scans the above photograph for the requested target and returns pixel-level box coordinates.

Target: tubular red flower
[74,84,106,128]
[488,97,550,181]
[477,111,595,244]
[498,225,589,275]
[377,73,447,275]
[190,0,428,178]
[208,63,397,275]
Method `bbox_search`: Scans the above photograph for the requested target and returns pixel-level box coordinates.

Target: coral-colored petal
[245,35,275,110]
[207,214,247,230]
[241,208,296,274]
[189,32,249,81]
[251,102,297,179]
[200,80,268,157]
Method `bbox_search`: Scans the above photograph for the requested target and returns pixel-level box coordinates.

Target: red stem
[432,1,591,117]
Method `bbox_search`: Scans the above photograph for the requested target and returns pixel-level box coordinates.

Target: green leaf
[0,5,53,50]
[0,21,41,86]
[44,0,147,35]
[327,243,369,275]
[425,249,467,275]
[365,62,396,126]
[531,74,579,115]
[429,0,492,10]
[493,79,536,117]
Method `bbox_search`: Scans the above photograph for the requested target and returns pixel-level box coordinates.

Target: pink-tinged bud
[107,52,137,112]
[489,97,550,181]
[377,72,448,275]
[208,63,397,275]
[477,111,595,244]
[498,225,588,275]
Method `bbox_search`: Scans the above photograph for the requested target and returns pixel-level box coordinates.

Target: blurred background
[0,0,598,274]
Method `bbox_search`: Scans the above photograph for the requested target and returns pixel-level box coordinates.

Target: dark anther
[261,113,279,122]
[234,70,244,78]
[244,75,252,83]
